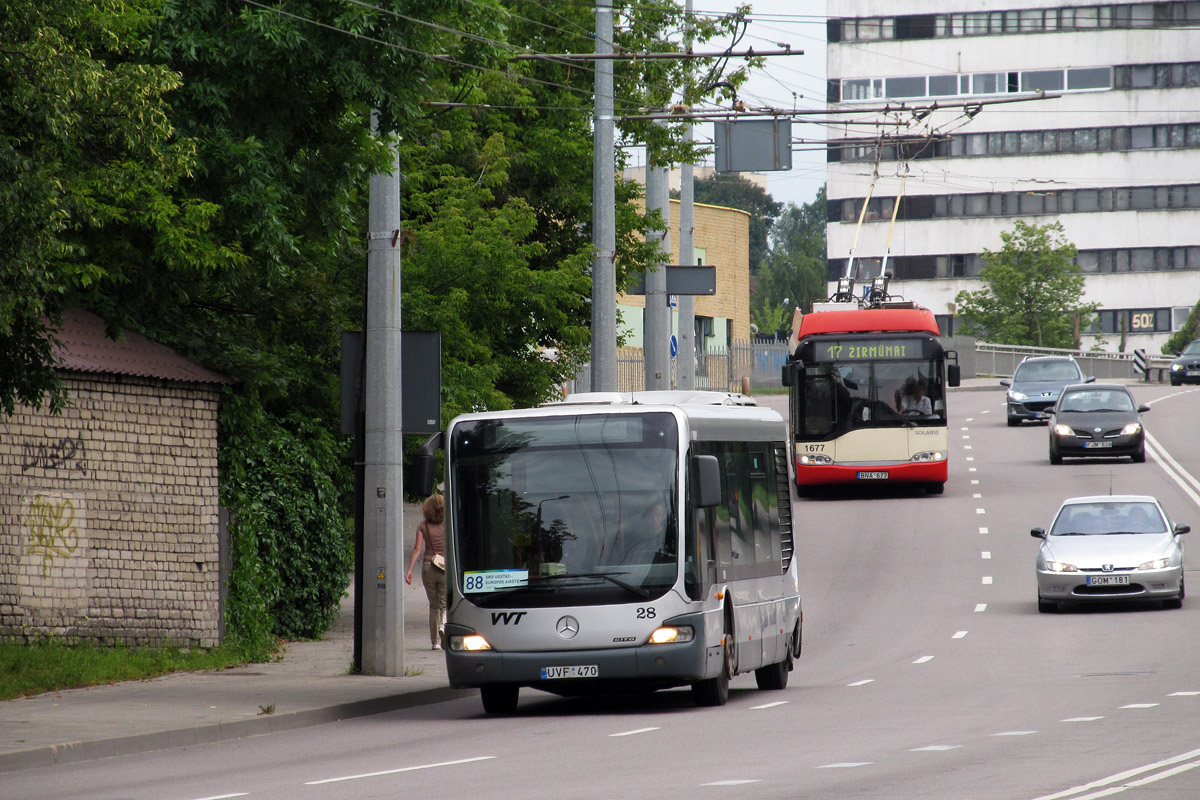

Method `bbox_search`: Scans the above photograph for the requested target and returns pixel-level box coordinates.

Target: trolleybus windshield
[800,357,946,436]
[449,412,679,608]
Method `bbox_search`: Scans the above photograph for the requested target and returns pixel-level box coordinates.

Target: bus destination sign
[813,337,925,362]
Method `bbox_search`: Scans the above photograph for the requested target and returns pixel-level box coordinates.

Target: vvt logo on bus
[491,611,527,625]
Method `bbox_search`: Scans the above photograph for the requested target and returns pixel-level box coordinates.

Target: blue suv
[1000,356,1094,426]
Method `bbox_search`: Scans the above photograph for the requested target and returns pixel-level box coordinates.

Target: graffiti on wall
[24,494,82,576]
[21,435,88,475]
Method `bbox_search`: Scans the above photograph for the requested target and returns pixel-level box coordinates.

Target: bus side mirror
[947,364,961,387]
[781,360,803,387]
[691,454,722,508]
[407,431,444,498]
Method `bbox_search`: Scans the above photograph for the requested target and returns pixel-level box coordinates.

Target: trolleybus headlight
[911,450,945,463]
[1121,422,1142,436]
[449,634,492,652]
[648,626,694,644]
[1044,561,1078,573]
[798,453,833,466]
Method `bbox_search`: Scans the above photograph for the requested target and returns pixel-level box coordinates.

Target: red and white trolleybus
[781,279,960,495]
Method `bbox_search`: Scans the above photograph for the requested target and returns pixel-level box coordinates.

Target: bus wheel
[480,683,519,715]
[926,482,945,495]
[754,651,790,691]
[692,634,732,707]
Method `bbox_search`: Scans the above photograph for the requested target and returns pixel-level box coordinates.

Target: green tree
[0,0,238,416]
[1163,298,1200,354]
[955,220,1095,348]
[678,173,783,276]
[752,186,827,335]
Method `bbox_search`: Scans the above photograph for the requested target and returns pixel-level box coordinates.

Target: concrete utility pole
[644,158,670,391]
[591,0,617,391]
[361,111,404,676]
[677,0,697,391]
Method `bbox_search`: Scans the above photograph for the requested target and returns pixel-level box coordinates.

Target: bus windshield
[449,412,679,608]
[799,358,945,436]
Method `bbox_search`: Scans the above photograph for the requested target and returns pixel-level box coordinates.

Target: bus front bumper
[794,459,948,487]
[444,616,715,691]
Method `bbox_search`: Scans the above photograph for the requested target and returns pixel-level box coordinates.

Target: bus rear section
[783,305,958,495]
[435,392,802,713]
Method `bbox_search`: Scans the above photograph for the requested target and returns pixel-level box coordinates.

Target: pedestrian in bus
[405,493,447,649]
[895,376,932,415]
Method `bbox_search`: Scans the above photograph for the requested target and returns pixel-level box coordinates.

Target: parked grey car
[1032,495,1188,613]
[1048,384,1149,464]
[1001,356,1094,426]
[1169,339,1200,386]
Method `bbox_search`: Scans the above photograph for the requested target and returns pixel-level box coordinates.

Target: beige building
[0,309,231,647]
[618,198,752,351]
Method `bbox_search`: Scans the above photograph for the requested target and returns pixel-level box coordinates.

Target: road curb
[0,686,475,774]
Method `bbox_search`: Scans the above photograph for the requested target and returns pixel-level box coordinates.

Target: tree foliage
[752,186,827,334]
[0,0,239,415]
[954,220,1095,348]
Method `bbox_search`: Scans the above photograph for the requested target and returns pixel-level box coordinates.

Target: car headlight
[911,450,946,462]
[1171,363,1182,371]
[1121,422,1142,435]
[798,453,833,465]
[1044,561,1078,573]
[449,634,492,651]
[1052,424,1074,437]
[648,625,694,644]
[1137,558,1170,570]
[1008,390,1028,401]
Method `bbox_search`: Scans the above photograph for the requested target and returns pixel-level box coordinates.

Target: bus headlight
[648,626,694,644]
[449,634,492,652]
[798,453,833,465]
[911,451,945,463]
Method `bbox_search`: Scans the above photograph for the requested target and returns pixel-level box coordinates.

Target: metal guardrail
[975,342,1173,381]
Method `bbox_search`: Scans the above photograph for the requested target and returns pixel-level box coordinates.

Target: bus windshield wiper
[538,571,652,598]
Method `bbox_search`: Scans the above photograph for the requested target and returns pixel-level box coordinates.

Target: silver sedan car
[1032,495,1188,613]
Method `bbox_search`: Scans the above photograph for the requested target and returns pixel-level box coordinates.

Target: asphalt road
[6,385,1200,800]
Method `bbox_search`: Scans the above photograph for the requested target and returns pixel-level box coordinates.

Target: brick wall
[0,372,222,647]
[618,199,752,341]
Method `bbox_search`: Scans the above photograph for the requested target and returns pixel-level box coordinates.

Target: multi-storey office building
[825,1,1200,352]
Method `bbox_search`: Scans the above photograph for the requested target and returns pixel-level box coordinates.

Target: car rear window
[1016,361,1081,381]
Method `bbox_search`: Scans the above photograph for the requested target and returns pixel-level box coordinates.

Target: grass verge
[0,639,270,701]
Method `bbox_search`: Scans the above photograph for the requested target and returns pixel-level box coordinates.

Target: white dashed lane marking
[818,763,873,769]
[953,631,968,639]
[1063,716,1105,722]
[1121,703,1160,709]
[611,727,660,737]
[912,745,961,752]
[975,604,987,612]
[848,679,875,686]
[913,656,935,664]
[983,577,993,585]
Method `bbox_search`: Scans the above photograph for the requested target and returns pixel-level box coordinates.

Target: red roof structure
[52,308,234,385]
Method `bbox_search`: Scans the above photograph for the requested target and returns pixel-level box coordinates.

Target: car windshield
[1183,341,1200,356]
[1014,360,1081,382]
[450,412,679,608]
[1058,389,1134,413]
[1050,501,1167,535]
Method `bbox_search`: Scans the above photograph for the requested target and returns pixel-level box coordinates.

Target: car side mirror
[1030,527,1046,539]
[1084,376,1096,383]
[1138,404,1151,413]
[1175,524,1190,535]
[1000,379,1011,387]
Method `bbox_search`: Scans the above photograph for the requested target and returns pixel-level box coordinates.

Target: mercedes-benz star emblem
[556,615,579,639]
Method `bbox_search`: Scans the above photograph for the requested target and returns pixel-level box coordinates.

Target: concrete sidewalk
[0,502,471,774]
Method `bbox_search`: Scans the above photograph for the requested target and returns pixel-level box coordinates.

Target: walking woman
[404,494,446,649]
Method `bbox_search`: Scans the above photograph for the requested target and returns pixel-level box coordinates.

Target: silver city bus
[412,391,802,714]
